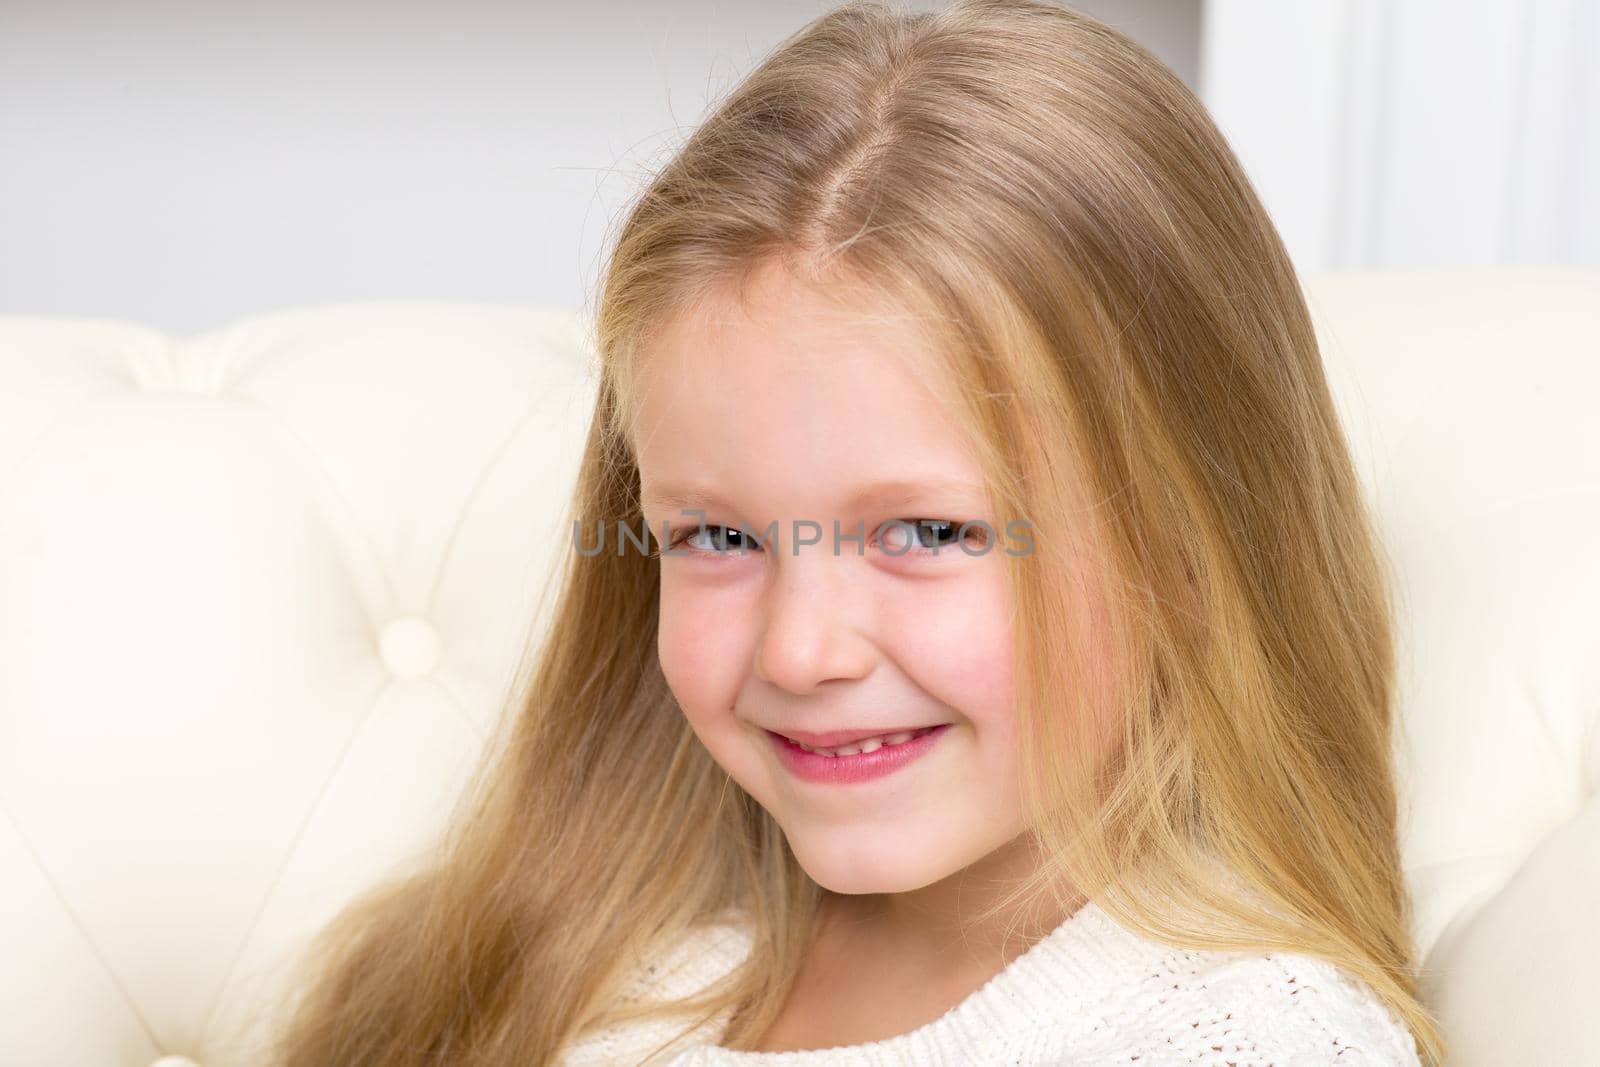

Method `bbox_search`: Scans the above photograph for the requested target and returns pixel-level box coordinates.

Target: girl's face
[631,266,1029,899]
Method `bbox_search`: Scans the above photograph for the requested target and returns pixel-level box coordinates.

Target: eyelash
[659,519,987,558]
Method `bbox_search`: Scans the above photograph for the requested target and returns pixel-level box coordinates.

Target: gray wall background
[0,0,1201,335]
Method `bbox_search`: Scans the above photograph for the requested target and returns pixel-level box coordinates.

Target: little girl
[271,1,1444,1064]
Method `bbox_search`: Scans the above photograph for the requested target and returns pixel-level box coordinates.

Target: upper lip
[768,725,945,748]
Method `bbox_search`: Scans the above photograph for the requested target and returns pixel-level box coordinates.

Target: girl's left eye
[662,519,984,557]
[882,519,965,552]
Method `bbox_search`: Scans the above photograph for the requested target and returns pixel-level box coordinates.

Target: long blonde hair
[268,1,1446,1063]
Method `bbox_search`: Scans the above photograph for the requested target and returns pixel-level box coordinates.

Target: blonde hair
[268,1,1446,1064]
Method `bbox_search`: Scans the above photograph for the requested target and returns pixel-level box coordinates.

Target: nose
[753,549,877,695]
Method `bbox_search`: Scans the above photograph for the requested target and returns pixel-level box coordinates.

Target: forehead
[629,271,984,511]
[635,272,935,403]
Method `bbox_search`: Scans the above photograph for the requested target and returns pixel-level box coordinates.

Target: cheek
[888,567,1016,728]
[656,573,747,725]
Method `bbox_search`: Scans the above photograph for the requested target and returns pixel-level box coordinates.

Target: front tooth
[795,730,923,757]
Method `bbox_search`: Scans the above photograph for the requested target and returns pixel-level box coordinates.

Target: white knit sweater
[558,898,1423,1066]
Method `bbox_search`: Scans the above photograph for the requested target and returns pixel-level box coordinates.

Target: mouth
[768,723,953,783]
[766,725,947,756]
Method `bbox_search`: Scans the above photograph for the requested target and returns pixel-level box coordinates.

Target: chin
[788,841,957,897]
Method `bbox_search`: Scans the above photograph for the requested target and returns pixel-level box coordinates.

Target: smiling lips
[769,723,952,783]
[774,725,947,749]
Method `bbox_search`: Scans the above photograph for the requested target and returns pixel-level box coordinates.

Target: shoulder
[1179,950,1422,1064]
[557,918,755,1067]
[1026,945,1423,1065]
[623,916,755,1002]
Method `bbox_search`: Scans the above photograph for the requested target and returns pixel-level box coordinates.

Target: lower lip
[768,724,952,784]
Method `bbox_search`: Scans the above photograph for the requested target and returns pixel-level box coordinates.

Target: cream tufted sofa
[1,268,1596,1066]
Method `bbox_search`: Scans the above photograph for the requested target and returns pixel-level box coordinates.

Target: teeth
[792,727,931,757]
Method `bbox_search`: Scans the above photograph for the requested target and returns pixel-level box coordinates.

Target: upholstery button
[379,616,441,678]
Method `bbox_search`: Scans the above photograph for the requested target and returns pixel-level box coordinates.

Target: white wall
[16,0,1589,329]
[0,0,1200,336]
[1201,0,1600,275]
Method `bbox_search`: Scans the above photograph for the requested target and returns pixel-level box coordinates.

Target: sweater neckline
[695,895,1172,1063]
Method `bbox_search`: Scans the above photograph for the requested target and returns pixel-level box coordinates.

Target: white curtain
[1200,0,1600,273]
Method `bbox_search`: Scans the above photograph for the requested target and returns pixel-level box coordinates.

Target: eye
[877,519,989,556]
[664,522,763,556]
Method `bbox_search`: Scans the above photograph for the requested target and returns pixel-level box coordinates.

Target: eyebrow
[639,478,987,515]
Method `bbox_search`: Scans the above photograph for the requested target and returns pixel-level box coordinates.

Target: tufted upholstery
[0,269,1596,1066]
[0,303,598,1067]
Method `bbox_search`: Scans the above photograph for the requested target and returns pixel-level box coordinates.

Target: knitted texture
[558,899,1422,1066]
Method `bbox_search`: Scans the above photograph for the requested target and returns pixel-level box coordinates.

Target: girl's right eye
[666,523,762,555]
